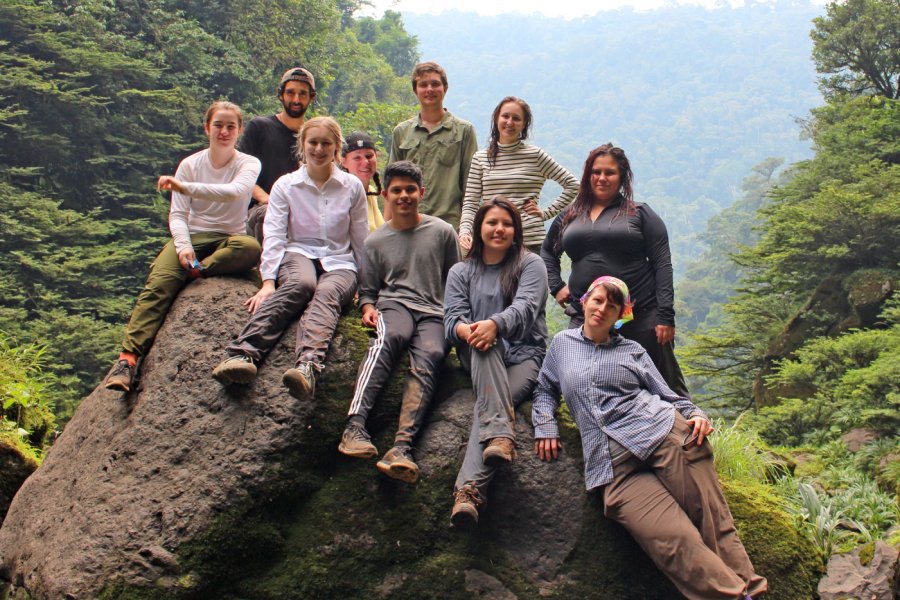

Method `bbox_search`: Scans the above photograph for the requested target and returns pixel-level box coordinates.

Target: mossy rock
[0,278,821,599]
[0,435,39,526]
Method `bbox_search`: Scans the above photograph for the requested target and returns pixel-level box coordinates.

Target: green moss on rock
[720,479,823,599]
[0,434,39,524]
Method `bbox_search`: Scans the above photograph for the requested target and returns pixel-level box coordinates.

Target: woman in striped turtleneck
[458,96,579,254]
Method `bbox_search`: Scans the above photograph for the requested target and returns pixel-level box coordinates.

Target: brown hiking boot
[482,437,516,467]
[282,361,316,401]
[338,422,377,459]
[451,483,485,530]
[105,359,134,392]
[212,355,257,385]
[376,446,419,483]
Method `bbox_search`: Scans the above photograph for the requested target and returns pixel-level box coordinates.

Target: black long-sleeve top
[541,198,676,326]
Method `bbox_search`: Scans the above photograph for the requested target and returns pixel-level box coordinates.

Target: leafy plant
[711,415,774,483]
[0,332,55,454]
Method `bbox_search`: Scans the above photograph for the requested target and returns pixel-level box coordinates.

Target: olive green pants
[122,233,261,356]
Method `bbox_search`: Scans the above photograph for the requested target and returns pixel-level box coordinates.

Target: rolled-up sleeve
[532,337,562,439]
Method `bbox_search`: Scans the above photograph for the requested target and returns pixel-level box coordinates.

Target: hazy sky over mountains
[364,0,827,18]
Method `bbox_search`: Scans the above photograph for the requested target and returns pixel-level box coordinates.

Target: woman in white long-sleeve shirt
[105,101,262,392]
[213,117,369,401]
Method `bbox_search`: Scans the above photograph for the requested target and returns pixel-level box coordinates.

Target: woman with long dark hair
[444,196,549,528]
[541,143,689,397]
[459,96,578,254]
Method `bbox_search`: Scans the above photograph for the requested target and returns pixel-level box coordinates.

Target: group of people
[102,61,766,599]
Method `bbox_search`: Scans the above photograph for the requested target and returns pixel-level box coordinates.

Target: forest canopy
[0,0,418,417]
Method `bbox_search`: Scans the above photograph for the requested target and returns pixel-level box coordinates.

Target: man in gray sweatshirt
[338,161,460,484]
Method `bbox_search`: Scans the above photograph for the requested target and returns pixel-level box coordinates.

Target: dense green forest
[677,0,899,559]
[403,2,823,262]
[1,0,897,577]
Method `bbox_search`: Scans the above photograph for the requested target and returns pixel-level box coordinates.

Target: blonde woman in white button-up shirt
[214,117,369,401]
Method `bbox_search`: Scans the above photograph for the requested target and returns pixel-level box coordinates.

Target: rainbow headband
[580,276,634,330]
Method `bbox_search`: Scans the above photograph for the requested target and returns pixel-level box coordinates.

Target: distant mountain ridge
[401,3,824,265]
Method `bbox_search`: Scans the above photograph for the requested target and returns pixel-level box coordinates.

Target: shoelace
[111,360,131,376]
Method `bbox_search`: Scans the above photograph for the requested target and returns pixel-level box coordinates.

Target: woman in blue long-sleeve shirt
[533,276,766,600]
[444,197,549,529]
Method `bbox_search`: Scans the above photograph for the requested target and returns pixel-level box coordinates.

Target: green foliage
[681,290,799,410]
[710,416,777,483]
[352,10,420,76]
[811,0,900,99]
[781,481,857,564]
[336,101,417,154]
[747,299,899,445]
[676,158,785,333]
[681,94,899,406]
[0,332,55,453]
[0,0,420,417]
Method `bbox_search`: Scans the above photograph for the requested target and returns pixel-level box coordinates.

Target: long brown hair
[556,143,635,251]
[469,196,525,306]
[487,96,532,168]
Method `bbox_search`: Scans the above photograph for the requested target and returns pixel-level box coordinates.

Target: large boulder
[0,278,821,599]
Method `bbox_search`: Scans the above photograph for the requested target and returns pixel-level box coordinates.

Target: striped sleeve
[536,148,579,221]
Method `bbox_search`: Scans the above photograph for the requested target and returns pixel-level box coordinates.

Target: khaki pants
[602,412,767,600]
[122,233,261,356]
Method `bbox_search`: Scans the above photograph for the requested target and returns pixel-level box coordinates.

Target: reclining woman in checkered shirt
[532,276,767,600]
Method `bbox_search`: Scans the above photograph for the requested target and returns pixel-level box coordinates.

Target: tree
[353,11,420,76]
[811,0,900,99]
[0,0,420,416]
[680,96,900,407]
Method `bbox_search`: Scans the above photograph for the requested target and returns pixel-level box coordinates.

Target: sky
[361,0,821,19]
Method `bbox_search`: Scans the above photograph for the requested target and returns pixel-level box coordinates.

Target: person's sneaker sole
[451,504,479,530]
[338,441,378,459]
[376,459,419,484]
[104,379,130,393]
[282,368,314,400]
[212,360,257,385]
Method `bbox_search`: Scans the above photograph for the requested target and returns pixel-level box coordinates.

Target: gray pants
[602,412,767,600]
[226,253,357,366]
[246,202,267,246]
[454,344,541,494]
[348,301,447,445]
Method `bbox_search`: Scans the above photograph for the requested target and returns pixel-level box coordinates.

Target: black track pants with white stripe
[347,301,447,445]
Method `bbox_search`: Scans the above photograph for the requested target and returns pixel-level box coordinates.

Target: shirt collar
[415,109,452,132]
[577,326,621,346]
[292,164,343,189]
